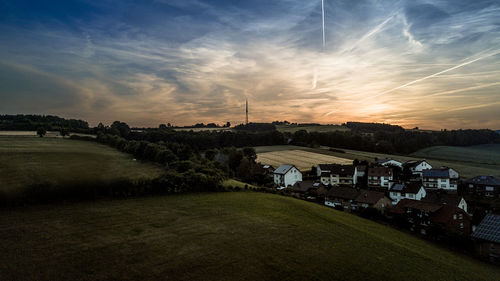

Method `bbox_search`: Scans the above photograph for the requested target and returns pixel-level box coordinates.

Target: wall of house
[476,242,500,264]
[283,167,301,188]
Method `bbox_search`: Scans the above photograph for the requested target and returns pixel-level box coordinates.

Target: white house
[375,158,402,168]
[367,167,393,189]
[389,182,427,205]
[317,164,334,177]
[404,160,432,178]
[422,167,459,191]
[274,164,302,189]
[353,165,367,185]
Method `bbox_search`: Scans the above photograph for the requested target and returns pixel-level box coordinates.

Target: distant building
[472,214,500,264]
[465,176,500,198]
[253,163,275,178]
[353,165,367,185]
[317,164,335,177]
[422,167,459,191]
[367,167,393,189]
[274,164,302,189]
[355,190,392,214]
[375,158,402,168]
[320,164,355,186]
[325,186,360,211]
[422,193,468,213]
[403,160,432,178]
[389,182,426,205]
[391,199,471,236]
[291,181,328,201]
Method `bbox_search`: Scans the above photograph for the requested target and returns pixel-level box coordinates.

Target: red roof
[355,190,387,205]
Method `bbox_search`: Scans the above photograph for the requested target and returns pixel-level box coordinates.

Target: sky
[0,0,499,129]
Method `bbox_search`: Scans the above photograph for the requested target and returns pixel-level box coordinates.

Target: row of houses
[265,158,500,264]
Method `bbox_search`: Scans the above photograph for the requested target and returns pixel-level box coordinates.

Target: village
[262,158,500,264]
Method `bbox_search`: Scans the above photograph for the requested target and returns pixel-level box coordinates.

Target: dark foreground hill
[1,193,499,281]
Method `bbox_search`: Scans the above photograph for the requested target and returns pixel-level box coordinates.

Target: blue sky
[0,0,499,129]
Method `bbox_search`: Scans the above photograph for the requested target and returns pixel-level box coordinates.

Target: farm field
[411,144,500,166]
[254,145,500,178]
[275,124,350,133]
[256,149,352,171]
[1,192,498,281]
[0,137,163,197]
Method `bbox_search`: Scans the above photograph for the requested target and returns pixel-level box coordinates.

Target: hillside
[1,192,498,281]
[0,137,162,197]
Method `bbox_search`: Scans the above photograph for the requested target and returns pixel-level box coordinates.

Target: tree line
[0,114,89,132]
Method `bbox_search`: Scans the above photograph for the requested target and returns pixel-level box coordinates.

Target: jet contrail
[322,0,325,49]
[369,49,500,99]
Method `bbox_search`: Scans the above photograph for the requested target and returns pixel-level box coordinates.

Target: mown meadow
[1,192,499,281]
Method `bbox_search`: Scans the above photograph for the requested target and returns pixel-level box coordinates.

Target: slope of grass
[0,137,163,195]
[1,193,499,281]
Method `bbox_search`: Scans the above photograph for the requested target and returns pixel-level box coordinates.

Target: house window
[486,186,494,192]
[458,214,463,220]
[460,223,464,229]
[453,214,457,220]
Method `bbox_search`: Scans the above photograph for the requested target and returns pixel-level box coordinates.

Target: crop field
[254,145,500,178]
[0,137,163,197]
[257,149,352,171]
[276,124,350,133]
[0,192,498,281]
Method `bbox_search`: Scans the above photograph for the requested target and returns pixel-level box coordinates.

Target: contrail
[322,0,325,49]
[369,49,500,99]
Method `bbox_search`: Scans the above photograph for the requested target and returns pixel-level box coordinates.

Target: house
[291,181,327,200]
[471,214,500,264]
[391,199,471,236]
[422,167,459,191]
[403,160,432,178]
[355,190,392,213]
[274,164,302,189]
[353,165,367,185]
[253,163,275,178]
[466,176,500,198]
[389,182,426,205]
[367,167,393,189]
[320,164,355,186]
[375,158,402,168]
[325,186,360,211]
[421,193,468,213]
[317,164,335,177]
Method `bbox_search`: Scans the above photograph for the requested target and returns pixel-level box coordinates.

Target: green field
[0,137,163,196]
[0,192,498,280]
[411,144,500,166]
[275,124,350,133]
[254,145,500,178]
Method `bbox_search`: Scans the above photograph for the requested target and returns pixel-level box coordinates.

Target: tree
[225,121,231,128]
[36,127,46,138]
[242,147,257,162]
[110,121,131,138]
[159,124,167,129]
[60,128,69,138]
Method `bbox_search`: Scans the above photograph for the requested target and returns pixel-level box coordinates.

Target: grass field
[275,124,350,133]
[256,149,352,171]
[0,137,163,196]
[411,144,500,166]
[254,145,500,178]
[0,192,498,281]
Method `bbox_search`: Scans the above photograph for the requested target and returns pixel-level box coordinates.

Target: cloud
[0,0,499,129]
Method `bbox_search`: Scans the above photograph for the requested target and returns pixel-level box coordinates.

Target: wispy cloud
[0,0,499,129]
